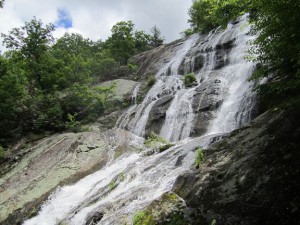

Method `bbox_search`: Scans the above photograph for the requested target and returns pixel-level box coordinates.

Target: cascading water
[23,14,257,225]
[118,14,256,141]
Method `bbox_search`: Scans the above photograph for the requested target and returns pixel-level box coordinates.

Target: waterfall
[23,14,257,225]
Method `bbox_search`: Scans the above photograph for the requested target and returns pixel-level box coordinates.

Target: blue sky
[0,0,192,51]
[55,8,72,29]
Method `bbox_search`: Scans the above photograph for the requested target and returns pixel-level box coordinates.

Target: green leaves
[195,147,204,168]
[105,21,164,64]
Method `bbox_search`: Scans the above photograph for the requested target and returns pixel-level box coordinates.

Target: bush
[133,210,155,225]
[65,113,82,132]
[128,63,138,73]
[146,74,156,87]
[184,73,197,87]
[195,147,204,168]
[145,132,168,148]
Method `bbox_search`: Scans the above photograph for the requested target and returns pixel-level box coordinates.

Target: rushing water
[118,14,256,141]
[24,14,256,225]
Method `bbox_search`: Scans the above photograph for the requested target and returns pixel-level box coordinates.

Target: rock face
[172,107,300,225]
[118,15,257,141]
[0,132,110,224]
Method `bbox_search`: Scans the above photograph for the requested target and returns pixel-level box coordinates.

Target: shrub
[146,74,156,87]
[195,147,204,168]
[145,132,168,148]
[65,113,81,132]
[128,63,138,73]
[133,210,155,225]
[184,73,197,87]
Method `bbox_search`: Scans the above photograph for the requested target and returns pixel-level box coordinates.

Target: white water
[24,134,215,225]
[24,14,257,225]
[159,87,196,141]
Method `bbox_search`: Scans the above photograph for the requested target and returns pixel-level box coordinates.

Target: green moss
[133,210,155,225]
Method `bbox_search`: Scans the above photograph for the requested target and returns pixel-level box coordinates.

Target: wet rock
[145,96,173,136]
[191,74,226,137]
[193,54,204,73]
[86,211,104,225]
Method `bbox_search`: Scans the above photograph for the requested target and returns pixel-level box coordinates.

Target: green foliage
[133,210,155,225]
[109,180,118,191]
[144,131,170,149]
[195,147,204,168]
[1,17,55,92]
[184,73,196,87]
[150,25,164,48]
[248,0,300,105]
[134,31,151,52]
[128,63,138,73]
[188,0,249,33]
[146,74,156,87]
[65,113,81,132]
[0,17,165,146]
[180,28,195,38]
[104,21,164,65]
[105,21,136,65]
[158,143,174,153]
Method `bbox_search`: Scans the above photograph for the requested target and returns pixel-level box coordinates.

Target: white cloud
[0,0,192,51]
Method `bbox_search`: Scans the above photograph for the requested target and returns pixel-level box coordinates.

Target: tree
[248,0,300,105]
[0,55,27,144]
[1,17,55,92]
[134,30,151,52]
[188,0,249,33]
[150,25,164,47]
[105,21,135,64]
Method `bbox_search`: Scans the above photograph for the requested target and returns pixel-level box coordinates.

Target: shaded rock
[193,54,205,73]
[130,39,185,81]
[191,74,226,137]
[145,96,173,136]
[86,211,104,225]
[173,107,300,225]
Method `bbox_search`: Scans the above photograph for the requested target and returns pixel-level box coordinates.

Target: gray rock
[172,108,300,225]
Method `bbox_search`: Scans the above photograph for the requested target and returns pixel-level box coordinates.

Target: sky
[0,0,192,51]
